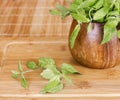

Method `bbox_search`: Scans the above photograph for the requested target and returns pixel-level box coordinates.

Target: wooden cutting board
[0,0,120,100]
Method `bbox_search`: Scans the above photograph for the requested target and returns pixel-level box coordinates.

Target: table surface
[0,0,120,100]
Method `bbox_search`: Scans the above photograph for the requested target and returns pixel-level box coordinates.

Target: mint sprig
[11,57,81,94]
[11,60,29,89]
[50,0,120,48]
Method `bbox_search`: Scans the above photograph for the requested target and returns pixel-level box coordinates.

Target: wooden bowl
[69,20,120,69]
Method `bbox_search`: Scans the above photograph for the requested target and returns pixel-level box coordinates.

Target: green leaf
[62,74,72,84]
[41,68,60,80]
[61,63,80,74]
[70,24,80,48]
[11,70,20,78]
[18,60,23,72]
[43,64,57,69]
[73,0,83,5]
[101,19,118,44]
[56,4,70,18]
[21,75,29,89]
[71,13,89,22]
[41,77,63,93]
[38,57,55,68]
[69,4,78,12]
[92,0,104,10]
[114,1,120,10]
[93,7,109,20]
[49,10,61,16]
[93,0,112,20]
[117,30,120,38]
[26,61,37,69]
[78,0,97,9]
[107,10,119,16]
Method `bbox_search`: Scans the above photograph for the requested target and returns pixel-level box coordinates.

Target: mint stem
[22,70,35,74]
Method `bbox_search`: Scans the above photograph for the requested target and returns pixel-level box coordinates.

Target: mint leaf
[11,57,82,94]
[21,75,29,89]
[18,60,23,72]
[41,77,62,93]
[11,70,20,78]
[73,0,83,5]
[71,13,89,23]
[61,63,79,74]
[42,64,56,69]
[26,61,37,69]
[38,57,55,68]
[41,68,59,80]
[101,19,118,44]
[93,0,104,10]
[70,24,80,48]
[93,0,112,20]
[41,83,63,94]
[117,30,120,38]
[56,4,70,18]
[78,0,97,9]
[93,7,109,20]
[49,10,61,16]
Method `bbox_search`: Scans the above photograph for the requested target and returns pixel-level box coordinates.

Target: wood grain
[0,0,71,37]
[0,97,120,100]
[0,0,120,100]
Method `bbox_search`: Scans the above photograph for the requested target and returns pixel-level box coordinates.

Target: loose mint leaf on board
[38,57,55,68]
[41,77,63,94]
[18,60,23,72]
[61,63,80,74]
[21,75,29,89]
[41,68,60,80]
[26,61,37,69]
[11,70,20,78]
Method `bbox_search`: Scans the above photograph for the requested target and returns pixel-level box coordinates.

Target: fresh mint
[21,74,29,89]
[11,60,29,89]
[26,61,37,69]
[40,68,60,80]
[50,0,120,48]
[38,57,55,68]
[41,76,63,94]
[117,30,120,38]
[11,57,81,94]
[70,24,80,48]
[101,19,118,44]
[11,70,20,78]
[18,60,23,72]
[61,63,80,74]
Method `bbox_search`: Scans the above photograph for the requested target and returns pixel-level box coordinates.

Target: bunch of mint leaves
[50,0,120,48]
[11,57,80,94]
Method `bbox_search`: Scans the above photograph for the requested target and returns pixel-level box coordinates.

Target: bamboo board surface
[0,0,120,100]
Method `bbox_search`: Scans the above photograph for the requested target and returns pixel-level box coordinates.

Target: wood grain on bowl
[69,20,120,69]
